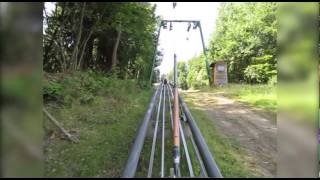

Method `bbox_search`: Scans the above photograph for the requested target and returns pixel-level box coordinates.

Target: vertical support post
[173,54,177,88]
[198,21,212,86]
[149,21,162,85]
[173,54,181,177]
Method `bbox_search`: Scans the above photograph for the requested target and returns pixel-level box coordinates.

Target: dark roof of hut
[209,60,225,67]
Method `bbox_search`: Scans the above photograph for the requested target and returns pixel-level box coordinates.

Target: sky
[44,2,221,75]
[151,2,220,76]
[43,2,55,34]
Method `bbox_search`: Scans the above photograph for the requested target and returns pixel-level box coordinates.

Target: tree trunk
[82,36,95,69]
[54,33,68,73]
[111,26,122,70]
[77,30,93,70]
[71,2,86,71]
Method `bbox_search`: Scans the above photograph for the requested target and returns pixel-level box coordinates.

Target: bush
[268,75,277,85]
[244,63,276,84]
[43,70,144,105]
[187,56,209,89]
[43,79,64,102]
[178,61,188,90]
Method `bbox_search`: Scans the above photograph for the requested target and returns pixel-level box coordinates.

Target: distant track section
[122,83,223,178]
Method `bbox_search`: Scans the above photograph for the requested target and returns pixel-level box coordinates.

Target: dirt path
[183,90,276,177]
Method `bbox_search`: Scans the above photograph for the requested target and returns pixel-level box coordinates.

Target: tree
[177,61,188,90]
[152,68,160,83]
[186,55,209,89]
[43,2,159,83]
[208,2,277,83]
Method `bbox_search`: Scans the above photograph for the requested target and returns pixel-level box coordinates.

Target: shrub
[187,56,209,89]
[43,79,64,102]
[268,75,277,85]
[244,63,276,84]
[43,70,144,105]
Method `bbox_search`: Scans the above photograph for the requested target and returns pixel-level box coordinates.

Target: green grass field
[44,72,154,177]
[44,74,268,178]
[201,83,276,114]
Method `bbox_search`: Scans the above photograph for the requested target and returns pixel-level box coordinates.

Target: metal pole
[149,22,162,85]
[189,131,208,177]
[173,54,177,88]
[160,84,166,177]
[122,85,162,178]
[179,119,195,177]
[147,84,164,178]
[168,83,194,177]
[179,96,223,178]
[173,54,181,177]
[167,84,174,129]
[198,21,212,86]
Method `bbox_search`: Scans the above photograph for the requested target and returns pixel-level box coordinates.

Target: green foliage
[186,55,209,89]
[177,61,188,90]
[244,63,276,83]
[44,73,153,177]
[208,2,277,83]
[43,70,143,106]
[152,69,160,83]
[268,74,277,85]
[167,70,173,82]
[43,79,64,101]
[44,2,159,82]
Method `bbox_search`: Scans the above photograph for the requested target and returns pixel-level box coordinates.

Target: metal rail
[122,85,162,178]
[167,84,174,129]
[147,84,164,177]
[189,129,208,178]
[160,84,166,177]
[122,83,223,178]
[179,96,223,178]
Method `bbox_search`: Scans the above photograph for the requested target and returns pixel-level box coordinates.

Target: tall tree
[208,2,277,83]
[43,2,159,83]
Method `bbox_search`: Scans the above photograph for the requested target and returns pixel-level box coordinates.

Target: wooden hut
[209,61,228,86]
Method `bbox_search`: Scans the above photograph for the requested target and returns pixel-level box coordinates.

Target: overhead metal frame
[149,19,212,86]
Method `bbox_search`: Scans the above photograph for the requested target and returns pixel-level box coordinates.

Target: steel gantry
[149,19,212,86]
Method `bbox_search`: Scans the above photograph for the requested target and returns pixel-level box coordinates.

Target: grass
[200,83,276,114]
[182,98,262,178]
[44,74,269,177]
[44,72,153,177]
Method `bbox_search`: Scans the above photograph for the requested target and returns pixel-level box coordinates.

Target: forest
[43,2,278,92]
[172,2,277,90]
[44,2,162,86]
